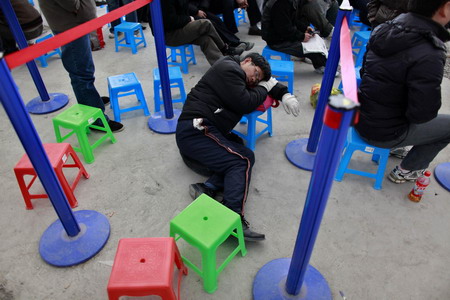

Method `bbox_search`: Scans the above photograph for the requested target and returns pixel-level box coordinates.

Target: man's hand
[258,77,278,92]
[197,10,207,18]
[282,93,300,116]
[303,32,312,42]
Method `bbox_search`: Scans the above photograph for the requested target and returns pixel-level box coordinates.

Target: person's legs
[209,0,239,33]
[59,34,105,112]
[205,12,241,46]
[107,0,121,32]
[165,20,225,65]
[325,0,338,27]
[301,0,334,37]
[246,0,261,26]
[269,41,327,69]
[120,0,138,23]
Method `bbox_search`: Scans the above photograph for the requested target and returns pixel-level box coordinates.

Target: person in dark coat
[349,0,371,26]
[176,53,300,241]
[367,0,409,28]
[261,0,328,73]
[149,0,243,66]
[356,0,450,184]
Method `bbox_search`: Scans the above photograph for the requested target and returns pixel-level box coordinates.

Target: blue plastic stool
[262,46,291,61]
[234,8,247,26]
[335,127,390,190]
[35,34,61,68]
[107,72,150,122]
[153,67,187,112]
[114,22,146,54]
[352,30,371,68]
[232,108,273,151]
[338,66,362,92]
[166,44,197,74]
[268,59,294,93]
[349,9,370,31]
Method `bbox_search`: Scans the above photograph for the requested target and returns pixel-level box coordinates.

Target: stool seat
[14,143,89,209]
[153,67,186,112]
[107,237,188,300]
[35,34,61,68]
[52,104,116,164]
[170,194,247,293]
[114,22,147,54]
[166,44,196,74]
[232,107,273,151]
[268,59,294,93]
[335,127,390,190]
[262,45,291,61]
[107,72,150,122]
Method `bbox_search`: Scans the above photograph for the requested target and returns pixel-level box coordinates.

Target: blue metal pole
[149,0,174,119]
[0,57,80,237]
[305,7,351,153]
[0,0,50,101]
[285,95,358,295]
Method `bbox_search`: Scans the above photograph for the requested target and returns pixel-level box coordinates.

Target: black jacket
[158,0,191,33]
[261,0,309,46]
[356,13,450,142]
[179,56,288,135]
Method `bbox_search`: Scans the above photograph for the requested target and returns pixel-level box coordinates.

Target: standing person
[356,0,450,183]
[261,0,330,74]
[176,53,300,241]
[106,0,142,39]
[367,0,409,28]
[150,0,244,66]
[38,0,123,132]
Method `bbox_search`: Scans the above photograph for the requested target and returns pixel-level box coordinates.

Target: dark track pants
[176,119,255,215]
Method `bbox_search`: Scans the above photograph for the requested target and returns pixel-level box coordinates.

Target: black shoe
[101,96,110,105]
[222,44,244,56]
[248,26,262,36]
[189,183,217,200]
[107,120,124,132]
[241,216,265,241]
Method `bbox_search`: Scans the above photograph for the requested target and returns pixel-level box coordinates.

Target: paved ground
[1,7,450,300]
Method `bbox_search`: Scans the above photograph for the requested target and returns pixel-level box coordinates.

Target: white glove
[282,93,300,117]
[258,77,278,92]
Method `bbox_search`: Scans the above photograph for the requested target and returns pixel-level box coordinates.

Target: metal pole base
[253,258,332,300]
[285,138,316,171]
[39,210,110,267]
[147,109,181,134]
[435,162,450,192]
[26,93,69,114]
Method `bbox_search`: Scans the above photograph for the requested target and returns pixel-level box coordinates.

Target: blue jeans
[107,0,138,33]
[57,33,106,116]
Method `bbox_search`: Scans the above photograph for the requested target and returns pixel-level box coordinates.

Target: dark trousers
[209,0,261,33]
[269,41,327,69]
[176,119,255,215]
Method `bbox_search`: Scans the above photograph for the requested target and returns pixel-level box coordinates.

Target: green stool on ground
[52,104,116,164]
[169,194,247,293]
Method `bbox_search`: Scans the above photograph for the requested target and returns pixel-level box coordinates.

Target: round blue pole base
[253,258,332,300]
[26,93,69,114]
[435,162,450,192]
[147,109,181,134]
[285,138,316,171]
[39,210,110,267]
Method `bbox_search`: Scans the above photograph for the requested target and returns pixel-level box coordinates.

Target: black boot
[241,216,265,242]
[189,183,217,200]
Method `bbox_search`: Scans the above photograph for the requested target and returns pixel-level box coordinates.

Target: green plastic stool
[52,104,116,164]
[170,194,247,293]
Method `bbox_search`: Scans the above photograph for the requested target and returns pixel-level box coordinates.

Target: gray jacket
[38,0,96,32]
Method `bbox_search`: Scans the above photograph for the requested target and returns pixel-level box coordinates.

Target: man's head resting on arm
[240,53,271,87]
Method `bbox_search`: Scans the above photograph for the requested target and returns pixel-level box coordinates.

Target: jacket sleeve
[269,82,289,100]
[161,0,191,31]
[405,56,443,124]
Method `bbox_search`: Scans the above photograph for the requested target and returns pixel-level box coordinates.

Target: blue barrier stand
[285,4,352,171]
[0,57,110,267]
[253,94,358,299]
[0,0,69,114]
[435,162,450,192]
[148,0,181,134]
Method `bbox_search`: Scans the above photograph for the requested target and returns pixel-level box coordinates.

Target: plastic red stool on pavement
[13,143,89,209]
[107,237,188,300]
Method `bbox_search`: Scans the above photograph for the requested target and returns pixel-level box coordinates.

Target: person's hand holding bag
[281,93,300,116]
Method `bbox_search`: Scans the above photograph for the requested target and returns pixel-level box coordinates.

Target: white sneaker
[108,32,123,39]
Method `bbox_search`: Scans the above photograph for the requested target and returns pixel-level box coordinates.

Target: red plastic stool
[107,237,188,300]
[13,143,89,209]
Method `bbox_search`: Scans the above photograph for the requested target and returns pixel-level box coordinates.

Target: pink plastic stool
[13,143,89,209]
[107,237,188,300]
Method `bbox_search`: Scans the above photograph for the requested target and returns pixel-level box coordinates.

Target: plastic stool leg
[335,147,354,181]
[267,108,273,136]
[14,170,34,209]
[201,250,218,293]
[373,152,389,190]
[246,114,257,151]
[154,83,161,112]
[136,87,150,116]
[111,94,121,122]
[75,128,95,164]
[54,167,78,208]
